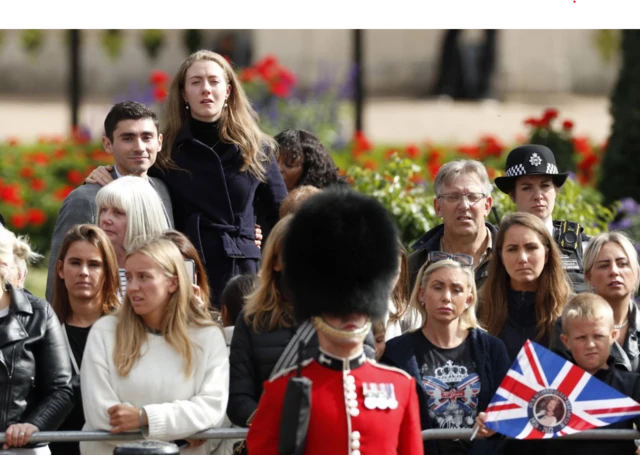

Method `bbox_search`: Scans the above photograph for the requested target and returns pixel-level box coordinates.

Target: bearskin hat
[282,187,400,322]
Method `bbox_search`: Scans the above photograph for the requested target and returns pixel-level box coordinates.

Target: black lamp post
[69,29,81,130]
[353,29,364,133]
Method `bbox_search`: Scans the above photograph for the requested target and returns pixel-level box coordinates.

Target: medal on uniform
[387,384,398,410]
[377,383,389,410]
[363,383,377,410]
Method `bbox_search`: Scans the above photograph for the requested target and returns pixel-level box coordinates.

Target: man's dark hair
[220,274,257,325]
[104,101,159,141]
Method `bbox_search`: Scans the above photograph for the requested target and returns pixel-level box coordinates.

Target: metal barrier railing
[1,428,639,444]
[0,428,248,444]
[422,429,640,440]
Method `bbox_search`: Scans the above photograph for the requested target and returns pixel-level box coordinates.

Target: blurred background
[2,28,639,299]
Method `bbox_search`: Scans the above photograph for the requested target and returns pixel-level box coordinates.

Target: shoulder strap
[270,319,316,379]
[61,323,80,375]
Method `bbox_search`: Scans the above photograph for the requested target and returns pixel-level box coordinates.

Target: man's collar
[113,165,149,182]
[316,348,367,371]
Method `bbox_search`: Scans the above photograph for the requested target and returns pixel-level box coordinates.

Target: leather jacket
[0,284,73,434]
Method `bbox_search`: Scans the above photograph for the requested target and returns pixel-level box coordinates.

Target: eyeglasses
[428,251,474,267]
[437,192,486,205]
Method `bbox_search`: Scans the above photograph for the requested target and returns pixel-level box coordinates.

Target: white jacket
[79,315,229,455]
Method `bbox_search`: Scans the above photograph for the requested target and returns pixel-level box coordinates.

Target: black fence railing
[1,428,639,444]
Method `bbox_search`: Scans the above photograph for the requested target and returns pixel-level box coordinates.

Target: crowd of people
[1,48,640,455]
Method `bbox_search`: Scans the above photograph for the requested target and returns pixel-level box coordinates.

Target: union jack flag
[484,340,640,439]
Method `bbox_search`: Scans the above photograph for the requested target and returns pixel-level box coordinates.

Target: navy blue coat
[381,328,511,455]
[150,125,288,307]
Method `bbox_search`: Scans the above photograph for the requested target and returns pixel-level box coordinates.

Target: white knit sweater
[79,315,229,455]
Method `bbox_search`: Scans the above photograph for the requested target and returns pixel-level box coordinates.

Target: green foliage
[20,30,44,56]
[0,138,112,255]
[600,30,640,205]
[345,155,615,252]
[102,30,124,61]
[183,29,202,54]
[141,30,165,60]
[346,155,433,248]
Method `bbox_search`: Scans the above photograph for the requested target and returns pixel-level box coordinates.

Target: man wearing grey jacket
[45,101,174,303]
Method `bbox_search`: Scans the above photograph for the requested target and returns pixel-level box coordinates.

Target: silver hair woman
[96,175,170,300]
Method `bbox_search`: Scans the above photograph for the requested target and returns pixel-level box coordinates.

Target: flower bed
[0,57,630,257]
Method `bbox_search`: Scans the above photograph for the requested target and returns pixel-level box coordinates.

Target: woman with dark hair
[49,224,121,455]
[275,129,345,191]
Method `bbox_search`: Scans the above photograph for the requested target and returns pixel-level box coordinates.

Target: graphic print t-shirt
[416,332,480,454]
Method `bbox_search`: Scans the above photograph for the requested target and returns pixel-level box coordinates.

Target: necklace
[614,319,629,330]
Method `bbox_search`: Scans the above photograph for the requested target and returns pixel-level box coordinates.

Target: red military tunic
[246,349,424,455]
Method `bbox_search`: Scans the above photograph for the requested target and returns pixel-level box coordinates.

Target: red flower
[479,135,504,158]
[53,148,66,159]
[153,86,168,102]
[410,173,424,184]
[562,120,574,131]
[572,137,593,156]
[239,67,259,83]
[0,185,23,206]
[51,135,65,145]
[457,145,481,159]
[255,55,279,81]
[7,137,20,146]
[91,150,112,163]
[428,162,442,179]
[20,167,34,179]
[524,117,541,128]
[405,144,420,159]
[67,169,85,186]
[270,81,290,98]
[384,149,397,160]
[26,208,46,227]
[543,108,559,121]
[362,160,377,171]
[486,167,497,180]
[54,185,74,201]
[30,152,49,165]
[352,131,373,158]
[149,70,170,86]
[278,68,297,87]
[10,213,28,230]
[30,179,46,191]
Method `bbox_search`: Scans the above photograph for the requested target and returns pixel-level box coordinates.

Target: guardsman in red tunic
[246,188,424,455]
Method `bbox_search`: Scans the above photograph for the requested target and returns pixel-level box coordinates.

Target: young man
[45,101,173,302]
[246,188,424,455]
[477,293,640,454]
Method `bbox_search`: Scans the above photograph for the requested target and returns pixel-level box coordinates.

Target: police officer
[246,188,424,455]
[495,144,590,294]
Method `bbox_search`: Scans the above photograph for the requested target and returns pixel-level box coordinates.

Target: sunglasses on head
[428,251,474,267]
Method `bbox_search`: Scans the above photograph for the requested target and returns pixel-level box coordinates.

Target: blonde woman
[49,224,121,455]
[551,231,640,372]
[478,212,571,361]
[0,224,73,454]
[227,215,300,428]
[8,234,42,290]
[95,175,169,300]
[382,259,510,455]
[80,237,229,455]
[382,240,423,341]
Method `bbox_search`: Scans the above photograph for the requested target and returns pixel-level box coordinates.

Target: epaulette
[366,359,412,380]
[269,358,314,382]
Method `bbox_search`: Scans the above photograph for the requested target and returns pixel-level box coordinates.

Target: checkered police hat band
[504,163,559,177]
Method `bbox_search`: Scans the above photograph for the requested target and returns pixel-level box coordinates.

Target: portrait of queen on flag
[483,340,640,439]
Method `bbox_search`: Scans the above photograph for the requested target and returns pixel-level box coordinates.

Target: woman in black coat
[0,224,73,452]
[88,51,288,308]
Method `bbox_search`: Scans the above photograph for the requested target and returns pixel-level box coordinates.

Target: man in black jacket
[408,159,498,292]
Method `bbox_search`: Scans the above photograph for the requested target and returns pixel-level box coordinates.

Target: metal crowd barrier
[1,427,639,444]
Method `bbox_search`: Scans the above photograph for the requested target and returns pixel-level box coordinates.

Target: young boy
[475,293,640,453]
[551,293,640,454]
